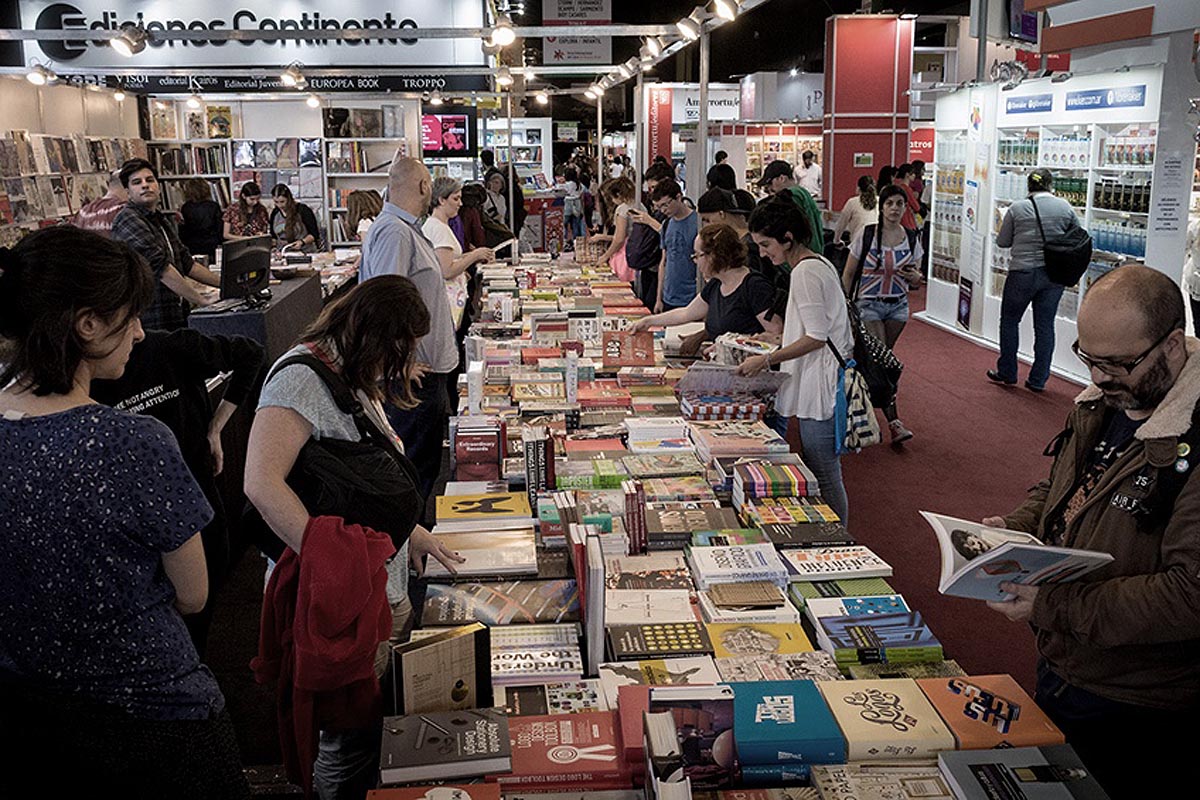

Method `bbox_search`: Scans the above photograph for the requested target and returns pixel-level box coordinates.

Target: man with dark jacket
[984,265,1199,797]
[625,161,676,311]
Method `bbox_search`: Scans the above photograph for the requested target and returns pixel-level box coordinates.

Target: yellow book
[704,622,813,659]
[817,678,956,761]
[435,492,533,522]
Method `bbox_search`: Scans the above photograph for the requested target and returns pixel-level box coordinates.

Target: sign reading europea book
[16,0,487,68]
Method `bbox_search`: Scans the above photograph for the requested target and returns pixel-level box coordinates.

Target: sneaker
[889,419,914,445]
[986,369,1017,386]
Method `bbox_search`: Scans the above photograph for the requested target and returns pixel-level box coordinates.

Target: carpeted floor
[209,286,1082,771]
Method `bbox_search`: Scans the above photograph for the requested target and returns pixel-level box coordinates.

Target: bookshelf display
[709,123,824,198]
[480,118,553,192]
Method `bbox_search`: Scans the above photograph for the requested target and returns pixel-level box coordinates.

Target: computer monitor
[219,235,271,301]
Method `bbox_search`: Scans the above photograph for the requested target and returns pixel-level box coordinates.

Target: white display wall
[0,76,138,138]
[922,65,1189,383]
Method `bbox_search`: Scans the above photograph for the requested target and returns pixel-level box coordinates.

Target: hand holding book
[986,582,1039,622]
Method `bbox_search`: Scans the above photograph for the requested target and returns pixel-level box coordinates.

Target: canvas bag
[827,340,882,454]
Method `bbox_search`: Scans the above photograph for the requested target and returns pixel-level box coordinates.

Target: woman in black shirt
[179,178,223,260]
[631,223,782,346]
[270,184,321,252]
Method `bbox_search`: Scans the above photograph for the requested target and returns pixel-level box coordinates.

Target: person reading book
[980,265,1200,798]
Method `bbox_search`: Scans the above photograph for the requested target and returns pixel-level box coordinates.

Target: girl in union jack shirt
[842,184,924,446]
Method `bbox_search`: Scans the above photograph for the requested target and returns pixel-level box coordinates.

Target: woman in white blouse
[832,175,877,245]
[737,199,855,527]
[422,177,494,328]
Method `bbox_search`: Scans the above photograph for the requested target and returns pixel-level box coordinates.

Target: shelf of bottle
[1093,249,1145,262]
[1092,207,1149,217]
[935,161,966,168]
[325,172,388,178]
[1094,164,1155,173]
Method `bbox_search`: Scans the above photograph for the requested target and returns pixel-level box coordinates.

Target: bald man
[983,265,1199,795]
[360,155,457,503]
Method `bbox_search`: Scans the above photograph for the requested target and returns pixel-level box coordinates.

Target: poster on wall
[647,88,674,163]
[957,278,974,330]
[909,126,935,163]
[422,113,473,157]
[964,179,980,231]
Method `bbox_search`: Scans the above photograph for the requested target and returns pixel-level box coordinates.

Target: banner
[909,125,934,163]
[648,87,673,164]
[542,0,611,65]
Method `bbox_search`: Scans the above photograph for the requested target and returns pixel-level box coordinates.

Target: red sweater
[252,516,396,797]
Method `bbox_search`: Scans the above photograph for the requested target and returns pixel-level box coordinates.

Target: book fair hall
[3,0,1200,798]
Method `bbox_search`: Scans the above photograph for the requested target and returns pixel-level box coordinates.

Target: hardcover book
[642,476,717,504]
[817,612,944,670]
[379,708,512,785]
[761,521,854,549]
[686,543,790,590]
[497,679,608,716]
[780,546,893,582]
[390,623,492,715]
[714,651,843,683]
[817,679,957,761]
[916,675,1065,750]
[420,580,580,627]
[705,623,813,659]
[367,786,501,800]
[596,656,721,708]
[697,589,801,625]
[621,453,707,479]
[648,685,737,789]
[607,621,714,660]
[498,711,629,790]
[732,680,845,766]
[435,491,533,522]
[811,762,953,800]
[938,745,1108,800]
[692,529,770,546]
[647,507,741,537]
[604,551,694,590]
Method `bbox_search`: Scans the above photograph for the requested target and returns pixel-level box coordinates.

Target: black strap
[265,352,393,452]
[849,225,876,301]
[1029,196,1047,244]
[826,338,848,369]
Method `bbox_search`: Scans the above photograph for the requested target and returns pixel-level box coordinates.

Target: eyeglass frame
[1072,324,1178,376]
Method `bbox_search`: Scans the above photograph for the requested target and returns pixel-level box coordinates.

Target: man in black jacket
[92,328,265,657]
[626,161,677,311]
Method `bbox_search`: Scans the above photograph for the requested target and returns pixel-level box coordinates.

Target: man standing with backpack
[625,161,676,310]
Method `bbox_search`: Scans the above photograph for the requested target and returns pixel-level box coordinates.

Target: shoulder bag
[839,236,906,409]
[1031,196,1093,287]
[826,338,882,453]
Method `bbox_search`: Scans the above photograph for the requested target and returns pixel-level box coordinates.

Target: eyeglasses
[1072,326,1176,376]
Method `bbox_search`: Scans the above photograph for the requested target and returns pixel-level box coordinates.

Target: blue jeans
[997,268,1063,389]
[856,294,910,324]
[314,725,382,800]
[769,414,849,528]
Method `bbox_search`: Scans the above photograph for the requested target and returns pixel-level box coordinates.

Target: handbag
[840,239,906,409]
[245,352,423,562]
[827,340,882,453]
[1031,196,1093,287]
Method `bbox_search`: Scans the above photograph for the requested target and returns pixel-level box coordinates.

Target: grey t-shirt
[997,192,1080,272]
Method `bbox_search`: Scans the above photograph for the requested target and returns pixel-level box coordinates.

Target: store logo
[34,3,88,61]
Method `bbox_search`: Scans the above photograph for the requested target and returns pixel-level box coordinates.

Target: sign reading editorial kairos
[16,0,487,68]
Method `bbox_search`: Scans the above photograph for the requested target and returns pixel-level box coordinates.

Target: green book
[788,578,897,609]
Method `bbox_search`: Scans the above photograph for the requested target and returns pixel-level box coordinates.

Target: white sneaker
[889,419,914,445]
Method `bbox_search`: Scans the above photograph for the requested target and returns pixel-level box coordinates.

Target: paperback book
[647,685,737,789]
[607,621,715,660]
[686,543,790,590]
[498,711,630,791]
[604,551,694,590]
[817,612,944,671]
[435,491,533,522]
[420,580,580,627]
[604,589,696,626]
[596,656,721,708]
[497,679,608,716]
[423,528,538,580]
[811,762,953,800]
[780,546,893,582]
[760,521,854,549]
[732,680,845,766]
[817,679,956,761]
[938,745,1109,800]
[848,660,967,681]
[390,623,492,715]
[691,529,770,546]
[916,674,1065,750]
[788,577,898,608]
[705,622,813,658]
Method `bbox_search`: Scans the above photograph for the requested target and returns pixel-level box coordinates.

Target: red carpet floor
[838,288,1080,692]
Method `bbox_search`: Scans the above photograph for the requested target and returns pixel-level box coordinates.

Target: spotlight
[496,65,514,88]
[186,93,202,109]
[306,94,321,108]
[429,90,444,106]
[713,0,741,21]
[584,88,598,100]
[900,13,919,21]
[25,63,56,85]
[489,12,516,48]
[644,36,663,58]
[639,44,655,63]
[789,67,798,77]
[677,7,708,41]
[280,62,305,87]
[113,87,126,101]
[110,24,147,57]
[536,91,549,105]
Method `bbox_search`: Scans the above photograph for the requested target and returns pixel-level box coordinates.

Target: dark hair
[643,161,675,185]
[182,178,212,204]
[706,163,737,192]
[698,187,737,214]
[481,149,496,168]
[877,184,910,226]
[911,160,925,172]
[650,179,683,203]
[0,227,155,396]
[733,189,757,216]
[802,150,815,160]
[237,181,263,220]
[748,196,813,249]
[714,150,728,163]
[299,275,432,407]
[877,166,896,188]
[118,158,156,189]
[1028,168,1054,193]
[564,166,579,185]
[857,175,878,211]
[652,155,669,165]
[895,163,913,180]
[271,184,303,242]
[697,223,747,274]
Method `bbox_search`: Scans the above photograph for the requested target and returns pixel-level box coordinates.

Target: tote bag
[827,342,882,454]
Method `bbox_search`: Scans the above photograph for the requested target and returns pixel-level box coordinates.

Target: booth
[642,82,741,194]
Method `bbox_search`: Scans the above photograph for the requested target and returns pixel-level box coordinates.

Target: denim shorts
[857,294,909,323]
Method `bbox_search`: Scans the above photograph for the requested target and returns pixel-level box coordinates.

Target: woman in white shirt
[422,177,494,329]
[832,175,877,245]
[484,171,508,227]
[737,199,855,527]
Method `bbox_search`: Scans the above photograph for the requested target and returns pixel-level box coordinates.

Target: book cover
[818,612,944,668]
[761,521,854,549]
[233,140,255,169]
[643,476,717,504]
[788,577,898,608]
[497,679,608,716]
[805,595,910,625]
[811,762,953,800]
[607,622,714,660]
[714,652,843,683]
[422,528,538,580]
[391,623,492,715]
[647,507,741,536]
[151,104,178,140]
[491,646,584,687]
[781,546,893,582]
[298,137,322,167]
[436,492,533,522]
[499,711,627,788]
[420,580,580,626]
[732,680,845,766]
[603,551,693,590]
[705,623,813,659]
[692,529,770,546]
[848,660,967,681]
[349,108,384,138]
[938,745,1108,800]
[622,453,707,479]
[379,708,512,785]
[686,544,789,590]
[916,675,1065,750]
[697,590,800,626]
[817,679,957,761]
[367,786,501,800]
[206,106,232,139]
[648,685,737,789]
[706,581,787,609]
[275,137,299,168]
[255,140,277,168]
[922,512,1114,601]
[604,589,696,626]
[597,656,721,708]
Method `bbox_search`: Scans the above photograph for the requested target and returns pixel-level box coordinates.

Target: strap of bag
[826,338,849,369]
[265,352,391,451]
[1029,196,1047,244]
[849,225,875,302]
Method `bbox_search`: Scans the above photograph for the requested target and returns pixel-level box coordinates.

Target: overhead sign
[647,87,673,163]
[1065,85,1147,111]
[542,0,611,65]
[556,122,578,142]
[670,86,740,124]
[120,73,491,93]
[1005,94,1053,114]
[16,0,487,68]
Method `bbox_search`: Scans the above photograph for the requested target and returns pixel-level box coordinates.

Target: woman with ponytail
[833,175,878,244]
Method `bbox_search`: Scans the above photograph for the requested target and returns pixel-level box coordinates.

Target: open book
[922,511,1113,601]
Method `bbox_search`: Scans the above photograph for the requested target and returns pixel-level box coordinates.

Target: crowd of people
[1,139,1197,800]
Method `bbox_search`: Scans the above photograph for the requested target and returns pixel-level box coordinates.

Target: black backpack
[625,212,664,271]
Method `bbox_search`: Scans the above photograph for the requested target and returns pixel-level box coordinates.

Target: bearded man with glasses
[978,265,1199,797]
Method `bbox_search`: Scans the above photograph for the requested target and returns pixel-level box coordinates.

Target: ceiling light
[186,93,202,109]
[25,63,51,86]
[789,67,798,77]
[900,13,919,21]
[113,87,126,101]
[645,36,664,58]
[110,24,147,57]
[618,63,633,80]
[429,90,444,106]
[639,44,655,63]
[306,94,320,108]
[489,12,516,47]
[713,0,741,21]
[280,62,304,87]
[496,65,514,88]
[677,7,708,40]
[535,91,549,105]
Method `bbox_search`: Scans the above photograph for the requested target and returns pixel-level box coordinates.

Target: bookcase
[146,139,233,210]
[480,118,553,192]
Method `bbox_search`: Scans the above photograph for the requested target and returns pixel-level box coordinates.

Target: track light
[713,0,741,21]
[644,36,664,58]
[110,24,147,57]
[489,12,516,48]
[618,63,633,80]
[429,90,444,106]
[639,44,654,63]
[186,93,202,109]
[535,91,549,105]
[790,67,798,77]
[584,88,598,100]
[677,7,708,40]
[113,87,126,101]
[496,65,513,88]
[26,63,54,86]
[280,62,305,88]
[900,13,919,21]
[306,94,321,108]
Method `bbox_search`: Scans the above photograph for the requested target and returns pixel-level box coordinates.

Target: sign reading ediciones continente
[17,0,488,68]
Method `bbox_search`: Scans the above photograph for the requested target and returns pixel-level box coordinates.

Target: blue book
[818,612,944,667]
[732,680,846,766]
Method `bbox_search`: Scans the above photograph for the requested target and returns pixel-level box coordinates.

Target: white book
[603,589,696,625]
[696,589,801,624]
[596,655,721,707]
[422,527,538,579]
[686,543,790,590]
[780,545,893,581]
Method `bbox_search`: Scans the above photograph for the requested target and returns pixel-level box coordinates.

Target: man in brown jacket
[985,265,1199,796]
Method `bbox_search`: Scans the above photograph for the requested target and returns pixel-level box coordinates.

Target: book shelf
[480,118,553,193]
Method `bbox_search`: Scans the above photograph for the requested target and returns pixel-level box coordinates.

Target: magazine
[922,512,1113,601]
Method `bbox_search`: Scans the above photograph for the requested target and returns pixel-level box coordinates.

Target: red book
[564,438,625,454]
[602,330,655,368]
[616,684,651,767]
[522,347,562,365]
[495,711,628,788]
[368,787,501,800]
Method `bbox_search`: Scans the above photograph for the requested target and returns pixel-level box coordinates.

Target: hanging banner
[647,87,673,164]
[909,125,935,162]
[120,73,490,93]
[14,0,487,68]
[556,122,578,142]
[542,0,611,65]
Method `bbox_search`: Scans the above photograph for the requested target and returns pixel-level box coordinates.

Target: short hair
[603,176,636,204]
[697,223,747,273]
[118,158,156,188]
[698,187,737,214]
[430,176,463,208]
[1086,265,1186,341]
[480,149,496,167]
[650,179,683,203]
[748,196,813,247]
[895,163,913,180]
[643,161,675,184]
[182,178,212,204]
[0,227,155,396]
[1028,168,1054,193]
[802,150,815,160]
[715,150,728,163]
[706,163,737,192]
[911,159,925,171]
[564,166,579,184]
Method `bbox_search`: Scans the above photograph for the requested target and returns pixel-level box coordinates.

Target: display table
[189,273,322,362]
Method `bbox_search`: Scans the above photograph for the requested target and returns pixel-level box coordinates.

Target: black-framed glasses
[1072,326,1176,376]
